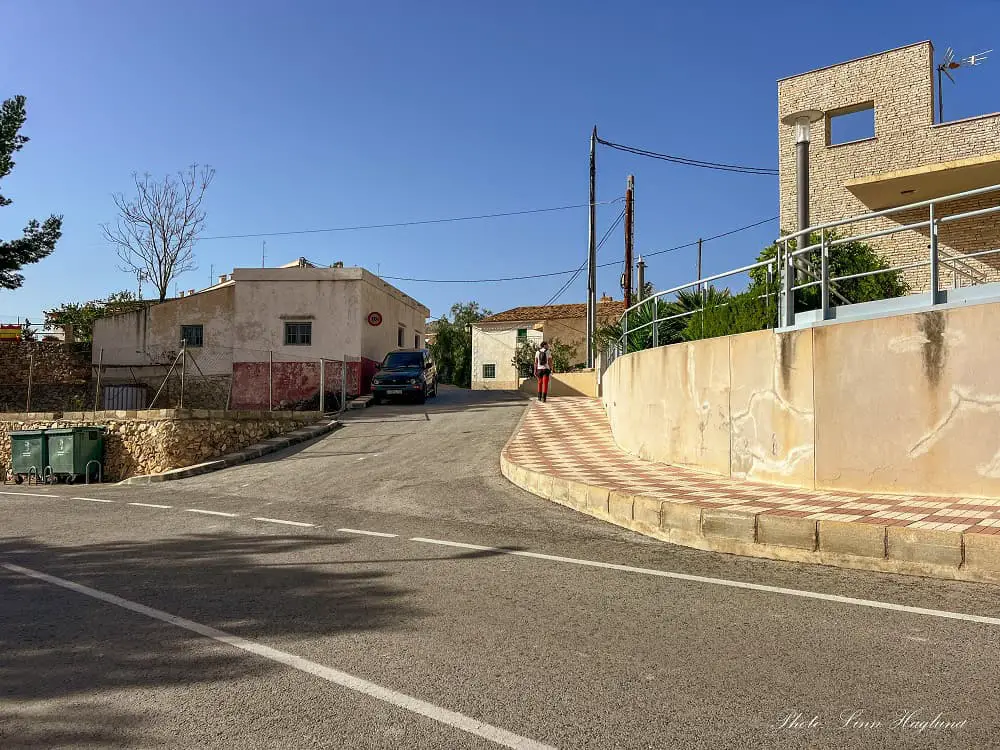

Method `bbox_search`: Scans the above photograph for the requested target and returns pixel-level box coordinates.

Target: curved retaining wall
[602,301,1000,498]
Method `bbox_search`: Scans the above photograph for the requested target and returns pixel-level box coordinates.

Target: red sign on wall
[367,311,383,327]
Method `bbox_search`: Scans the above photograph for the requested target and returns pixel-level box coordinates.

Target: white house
[92,259,429,407]
[471,298,624,390]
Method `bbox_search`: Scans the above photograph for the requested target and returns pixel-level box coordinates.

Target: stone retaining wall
[0,342,95,412]
[1,409,320,481]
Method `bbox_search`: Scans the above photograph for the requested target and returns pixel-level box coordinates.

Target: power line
[544,208,625,305]
[381,214,776,284]
[638,215,778,260]
[198,198,625,241]
[596,136,778,176]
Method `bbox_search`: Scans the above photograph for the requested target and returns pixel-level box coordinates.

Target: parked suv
[370,349,438,404]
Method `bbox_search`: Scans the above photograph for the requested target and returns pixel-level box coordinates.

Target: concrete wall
[229,360,368,410]
[541,316,588,366]
[518,370,598,398]
[231,270,359,359]
[93,286,236,373]
[605,338,732,476]
[778,41,1000,289]
[358,270,429,364]
[603,299,1000,498]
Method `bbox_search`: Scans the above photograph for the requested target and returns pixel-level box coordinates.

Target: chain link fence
[92,344,369,413]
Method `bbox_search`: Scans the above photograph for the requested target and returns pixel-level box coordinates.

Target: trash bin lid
[9,429,46,437]
[45,426,106,435]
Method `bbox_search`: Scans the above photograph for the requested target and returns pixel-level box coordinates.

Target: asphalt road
[2,386,1000,749]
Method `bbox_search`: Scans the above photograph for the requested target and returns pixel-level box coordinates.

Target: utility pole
[636,256,645,302]
[623,175,634,308]
[697,238,703,293]
[262,240,266,268]
[586,126,597,368]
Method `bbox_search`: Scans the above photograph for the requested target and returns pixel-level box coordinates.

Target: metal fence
[610,182,1000,362]
[92,344,368,414]
[776,182,1000,326]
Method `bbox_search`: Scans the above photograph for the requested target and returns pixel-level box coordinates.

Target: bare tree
[102,164,215,301]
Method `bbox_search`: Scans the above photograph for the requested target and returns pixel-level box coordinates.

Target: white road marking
[0,491,57,498]
[73,497,114,503]
[186,508,239,518]
[0,563,554,750]
[338,527,397,538]
[128,502,172,509]
[253,517,316,528]
[410,537,1000,628]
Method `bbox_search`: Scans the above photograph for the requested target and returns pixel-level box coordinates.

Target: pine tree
[0,95,62,290]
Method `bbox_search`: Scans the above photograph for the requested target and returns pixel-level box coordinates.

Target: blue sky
[2,0,998,324]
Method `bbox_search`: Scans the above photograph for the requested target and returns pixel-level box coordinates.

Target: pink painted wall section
[229,359,379,409]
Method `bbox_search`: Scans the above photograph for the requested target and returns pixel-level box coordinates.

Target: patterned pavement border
[501,397,1000,582]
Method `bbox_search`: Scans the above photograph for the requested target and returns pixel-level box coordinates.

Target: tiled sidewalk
[503,397,1000,537]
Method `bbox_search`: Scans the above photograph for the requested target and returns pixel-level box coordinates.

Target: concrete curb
[499,450,1000,585]
[119,419,342,485]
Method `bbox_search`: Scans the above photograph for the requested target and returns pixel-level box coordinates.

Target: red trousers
[537,371,550,395]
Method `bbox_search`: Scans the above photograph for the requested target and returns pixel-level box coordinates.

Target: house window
[398,325,405,347]
[517,328,528,342]
[414,333,420,349]
[180,325,203,347]
[483,364,496,379]
[827,102,875,146]
[284,322,312,345]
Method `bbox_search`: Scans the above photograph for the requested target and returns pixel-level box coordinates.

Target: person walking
[534,341,552,402]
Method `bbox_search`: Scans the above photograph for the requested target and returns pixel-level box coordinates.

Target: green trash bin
[46,427,106,484]
[9,429,47,484]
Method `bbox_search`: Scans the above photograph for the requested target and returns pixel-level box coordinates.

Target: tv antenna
[937,47,991,123]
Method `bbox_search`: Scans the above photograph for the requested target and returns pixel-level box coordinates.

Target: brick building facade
[778,41,1000,290]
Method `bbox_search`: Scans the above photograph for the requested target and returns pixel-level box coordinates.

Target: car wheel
[416,392,426,405]
[370,394,381,405]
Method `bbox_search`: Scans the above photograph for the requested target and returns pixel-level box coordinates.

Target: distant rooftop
[480,299,625,324]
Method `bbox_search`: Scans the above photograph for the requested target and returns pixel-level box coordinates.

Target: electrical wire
[596,136,778,176]
[198,198,625,241]
[371,215,777,284]
[637,215,778,260]
[543,208,625,305]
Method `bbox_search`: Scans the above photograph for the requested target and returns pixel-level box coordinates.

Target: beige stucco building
[92,260,429,407]
[471,299,624,390]
[778,41,1000,290]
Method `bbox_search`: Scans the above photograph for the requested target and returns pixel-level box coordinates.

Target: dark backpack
[538,349,548,368]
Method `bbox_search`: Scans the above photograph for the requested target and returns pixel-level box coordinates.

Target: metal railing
[609,258,778,360]
[609,182,1000,360]
[777,182,1000,326]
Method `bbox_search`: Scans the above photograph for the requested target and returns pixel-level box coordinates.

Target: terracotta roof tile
[479,301,625,324]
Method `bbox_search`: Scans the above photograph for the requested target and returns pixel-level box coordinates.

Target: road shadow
[0,533,410,747]
[0,533,526,748]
